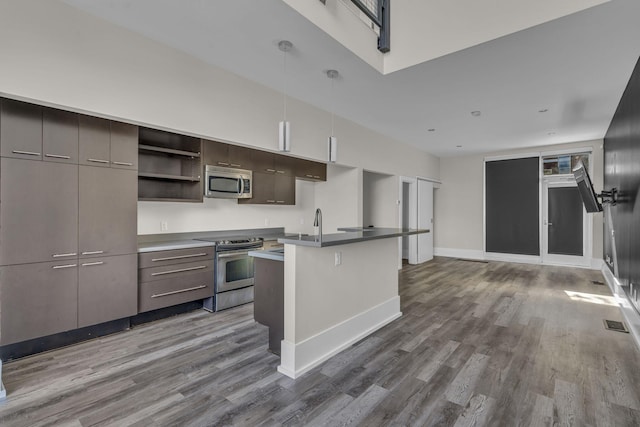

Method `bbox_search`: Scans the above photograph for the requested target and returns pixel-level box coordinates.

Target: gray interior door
[548,187,583,256]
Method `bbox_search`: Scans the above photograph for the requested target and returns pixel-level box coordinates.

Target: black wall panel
[486,157,540,255]
[604,56,640,310]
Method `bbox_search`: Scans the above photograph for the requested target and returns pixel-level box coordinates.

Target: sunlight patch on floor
[564,290,618,306]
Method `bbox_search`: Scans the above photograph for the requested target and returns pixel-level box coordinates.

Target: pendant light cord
[283,48,287,122]
[330,77,335,136]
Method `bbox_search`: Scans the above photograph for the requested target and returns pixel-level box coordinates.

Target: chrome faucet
[314,208,322,241]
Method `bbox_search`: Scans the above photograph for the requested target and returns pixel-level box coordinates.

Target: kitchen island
[255,227,428,379]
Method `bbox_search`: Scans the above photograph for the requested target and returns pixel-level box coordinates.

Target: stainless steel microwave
[204,165,252,199]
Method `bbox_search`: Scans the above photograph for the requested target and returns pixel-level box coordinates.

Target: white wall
[285,0,607,74]
[363,171,397,228]
[435,139,604,260]
[138,180,316,235]
[314,164,363,234]
[0,0,439,235]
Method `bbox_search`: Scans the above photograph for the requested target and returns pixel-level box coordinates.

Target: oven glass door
[216,251,254,292]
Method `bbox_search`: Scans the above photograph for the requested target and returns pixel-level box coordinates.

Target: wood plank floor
[2,257,640,426]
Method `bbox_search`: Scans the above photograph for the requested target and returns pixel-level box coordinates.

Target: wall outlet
[264,218,270,226]
[160,221,168,232]
[335,251,342,266]
[300,218,305,225]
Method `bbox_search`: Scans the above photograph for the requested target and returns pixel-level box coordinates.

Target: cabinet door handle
[52,264,77,269]
[81,261,104,267]
[82,250,104,255]
[12,150,41,156]
[112,161,133,166]
[276,200,285,204]
[52,252,77,258]
[276,170,286,174]
[45,154,71,159]
[151,265,207,276]
[305,174,314,178]
[266,199,276,203]
[151,253,209,262]
[217,162,230,166]
[87,158,109,164]
[230,163,241,168]
[314,176,321,179]
[266,168,276,173]
[151,284,207,298]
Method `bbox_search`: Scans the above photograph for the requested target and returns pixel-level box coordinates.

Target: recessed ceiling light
[471,111,481,117]
[427,128,436,132]
[538,108,549,113]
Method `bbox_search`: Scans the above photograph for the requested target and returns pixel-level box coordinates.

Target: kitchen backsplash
[137,180,316,235]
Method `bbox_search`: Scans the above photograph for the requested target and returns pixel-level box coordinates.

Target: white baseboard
[601,265,640,352]
[434,247,484,260]
[278,296,401,379]
[0,360,5,400]
[436,247,602,270]
[484,252,541,265]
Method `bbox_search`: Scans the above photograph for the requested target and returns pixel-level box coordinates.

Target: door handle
[548,222,553,226]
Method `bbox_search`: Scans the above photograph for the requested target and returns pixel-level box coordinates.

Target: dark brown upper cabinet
[0,98,44,160]
[252,151,294,176]
[79,116,138,169]
[43,108,79,164]
[110,121,138,170]
[296,159,327,182]
[203,139,253,170]
[238,172,295,206]
[79,115,111,167]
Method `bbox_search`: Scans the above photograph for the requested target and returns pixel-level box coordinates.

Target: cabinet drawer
[139,270,213,313]
[138,246,215,269]
[138,259,214,283]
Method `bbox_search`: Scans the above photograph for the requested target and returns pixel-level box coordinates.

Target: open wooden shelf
[138,144,201,158]
[138,172,201,182]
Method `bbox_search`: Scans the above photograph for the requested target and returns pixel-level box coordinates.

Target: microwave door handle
[239,177,244,195]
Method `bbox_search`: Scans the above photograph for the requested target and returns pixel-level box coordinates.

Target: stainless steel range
[198,236,264,312]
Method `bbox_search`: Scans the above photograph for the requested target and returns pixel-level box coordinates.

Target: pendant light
[278,40,293,152]
[326,69,339,163]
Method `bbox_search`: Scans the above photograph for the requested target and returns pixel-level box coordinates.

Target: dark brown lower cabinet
[78,254,137,328]
[137,248,215,313]
[253,257,284,355]
[0,261,78,345]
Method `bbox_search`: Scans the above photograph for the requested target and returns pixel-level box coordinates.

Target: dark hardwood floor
[1,257,640,426]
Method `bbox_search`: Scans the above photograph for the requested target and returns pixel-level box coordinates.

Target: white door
[399,177,418,266]
[417,179,434,263]
[542,178,590,267]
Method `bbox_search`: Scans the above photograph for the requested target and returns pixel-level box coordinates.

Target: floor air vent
[603,319,629,333]
[456,259,489,264]
[592,280,605,286]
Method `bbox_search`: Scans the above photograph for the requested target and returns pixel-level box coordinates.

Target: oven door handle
[217,251,250,258]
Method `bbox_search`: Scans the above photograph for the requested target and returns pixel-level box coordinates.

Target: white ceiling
[63,0,640,158]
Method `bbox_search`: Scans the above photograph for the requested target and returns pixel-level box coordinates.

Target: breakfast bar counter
[276,227,429,378]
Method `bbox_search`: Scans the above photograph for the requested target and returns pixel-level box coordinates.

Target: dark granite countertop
[248,248,285,262]
[277,227,429,248]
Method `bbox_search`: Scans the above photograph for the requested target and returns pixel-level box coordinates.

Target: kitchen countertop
[138,239,216,253]
[248,248,285,262]
[277,227,429,248]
